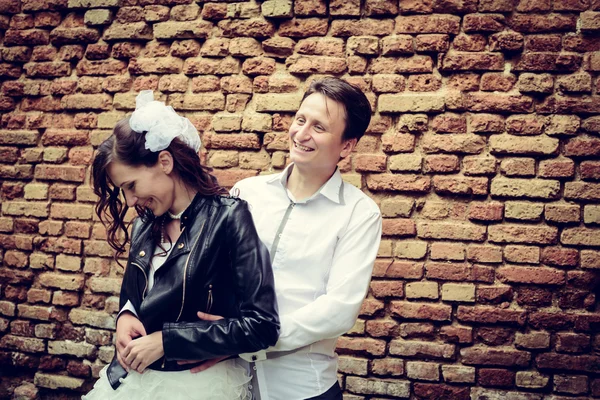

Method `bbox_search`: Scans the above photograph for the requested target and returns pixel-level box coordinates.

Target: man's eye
[314,125,324,132]
[128,183,135,190]
[296,117,305,124]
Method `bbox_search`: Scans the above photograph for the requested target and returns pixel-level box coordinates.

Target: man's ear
[340,138,357,159]
[157,150,174,174]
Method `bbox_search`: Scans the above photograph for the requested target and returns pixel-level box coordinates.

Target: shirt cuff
[239,350,267,362]
[118,300,138,319]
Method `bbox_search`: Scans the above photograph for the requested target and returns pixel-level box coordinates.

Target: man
[230,77,382,399]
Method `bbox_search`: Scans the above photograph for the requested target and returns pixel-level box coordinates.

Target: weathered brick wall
[1,0,600,398]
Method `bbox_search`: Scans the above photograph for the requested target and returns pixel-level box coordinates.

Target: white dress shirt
[234,164,382,400]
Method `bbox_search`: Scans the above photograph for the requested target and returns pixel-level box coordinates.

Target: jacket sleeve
[118,217,144,314]
[161,200,280,361]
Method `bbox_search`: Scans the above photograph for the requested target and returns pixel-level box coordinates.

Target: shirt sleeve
[270,206,382,352]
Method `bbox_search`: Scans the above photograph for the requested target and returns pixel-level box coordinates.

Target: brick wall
[1,0,600,398]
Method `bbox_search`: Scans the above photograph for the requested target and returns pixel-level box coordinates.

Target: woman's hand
[122,331,164,373]
[116,311,146,370]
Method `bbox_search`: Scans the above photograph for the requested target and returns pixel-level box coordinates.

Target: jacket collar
[129,193,210,271]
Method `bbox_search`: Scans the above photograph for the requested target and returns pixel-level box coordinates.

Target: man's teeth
[295,142,313,151]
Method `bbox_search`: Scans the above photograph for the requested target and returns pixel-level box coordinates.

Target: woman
[83,91,279,399]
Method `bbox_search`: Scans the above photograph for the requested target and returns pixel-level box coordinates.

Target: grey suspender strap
[248,361,261,400]
[248,348,301,399]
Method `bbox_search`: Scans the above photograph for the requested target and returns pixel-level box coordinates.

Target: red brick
[477,286,514,304]
[488,224,558,245]
[331,18,394,37]
[415,34,449,52]
[336,336,386,356]
[565,138,600,157]
[467,245,503,263]
[537,353,600,373]
[370,281,404,298]
[457,305,527,326]
[480,73,517,92]
[278,18,327,38]
[390,301,452,321]
[371,358,404,376]
[413,383,470,400]
[372,260,424,279]
[452,34,487,53]
[468,202,504,221]
[366,174,430,193]
[464,13,505,33]
[439,325,473,344]
[509,13,577,32]
[441,52,504,71]
[478,368,515,387]
[426,262,493,282]
[430,242,465,261]
[422,133,487,154]
[461,346,530,366]
[381,133,416,153]
[497,265,566,285]
[360,298,385,316]
[398,323,435,340]
[541,247,579,267]
[396,14,461,34]
[417,221,486,241]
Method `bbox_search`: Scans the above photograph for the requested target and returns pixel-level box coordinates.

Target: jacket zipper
[131,262,148,300]
[176,221,205,322]
[206,284,213,313]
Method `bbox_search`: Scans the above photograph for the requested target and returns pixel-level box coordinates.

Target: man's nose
[295,124,311,141]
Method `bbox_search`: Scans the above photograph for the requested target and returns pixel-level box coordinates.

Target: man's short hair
[301,78,372,142]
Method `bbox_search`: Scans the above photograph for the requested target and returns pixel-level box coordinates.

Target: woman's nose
[124,192,138,207]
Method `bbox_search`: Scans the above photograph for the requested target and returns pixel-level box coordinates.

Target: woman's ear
[157,150,174,175]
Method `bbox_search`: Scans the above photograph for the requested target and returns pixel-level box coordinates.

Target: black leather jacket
[106,194,279,389]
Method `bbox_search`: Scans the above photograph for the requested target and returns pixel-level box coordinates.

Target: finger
[189,357,226,373]
[136,361,147,374]
[134,323,147,336]
[117,352,129,371]
[122,343,132,361]
[190,363,210,374]
[177,359,202,365]
[130,357,141,372]
[196,311,224,321]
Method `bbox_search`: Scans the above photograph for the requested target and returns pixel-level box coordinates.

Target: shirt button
[251,355,257,361]
[248,385,253,389]
[252,366,257,371]
[139,251,146,257]
[178,243,184,249]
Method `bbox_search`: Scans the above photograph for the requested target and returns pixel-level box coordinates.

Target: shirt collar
[267,163,345,205]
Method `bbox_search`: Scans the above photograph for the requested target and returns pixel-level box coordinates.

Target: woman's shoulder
[208,194,249,210]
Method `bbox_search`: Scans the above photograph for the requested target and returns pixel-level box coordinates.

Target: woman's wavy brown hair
[92,116,226,260]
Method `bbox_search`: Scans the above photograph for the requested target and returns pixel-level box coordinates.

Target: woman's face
[107,158,175,217]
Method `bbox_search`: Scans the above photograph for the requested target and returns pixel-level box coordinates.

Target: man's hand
[177,311,228,373]
[116,311,146,370]
[122,331,164,373]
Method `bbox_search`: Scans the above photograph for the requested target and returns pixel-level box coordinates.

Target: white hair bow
[129,90,201,153]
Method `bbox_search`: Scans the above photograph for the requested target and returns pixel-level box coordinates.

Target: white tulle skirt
[82,359,251,400]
